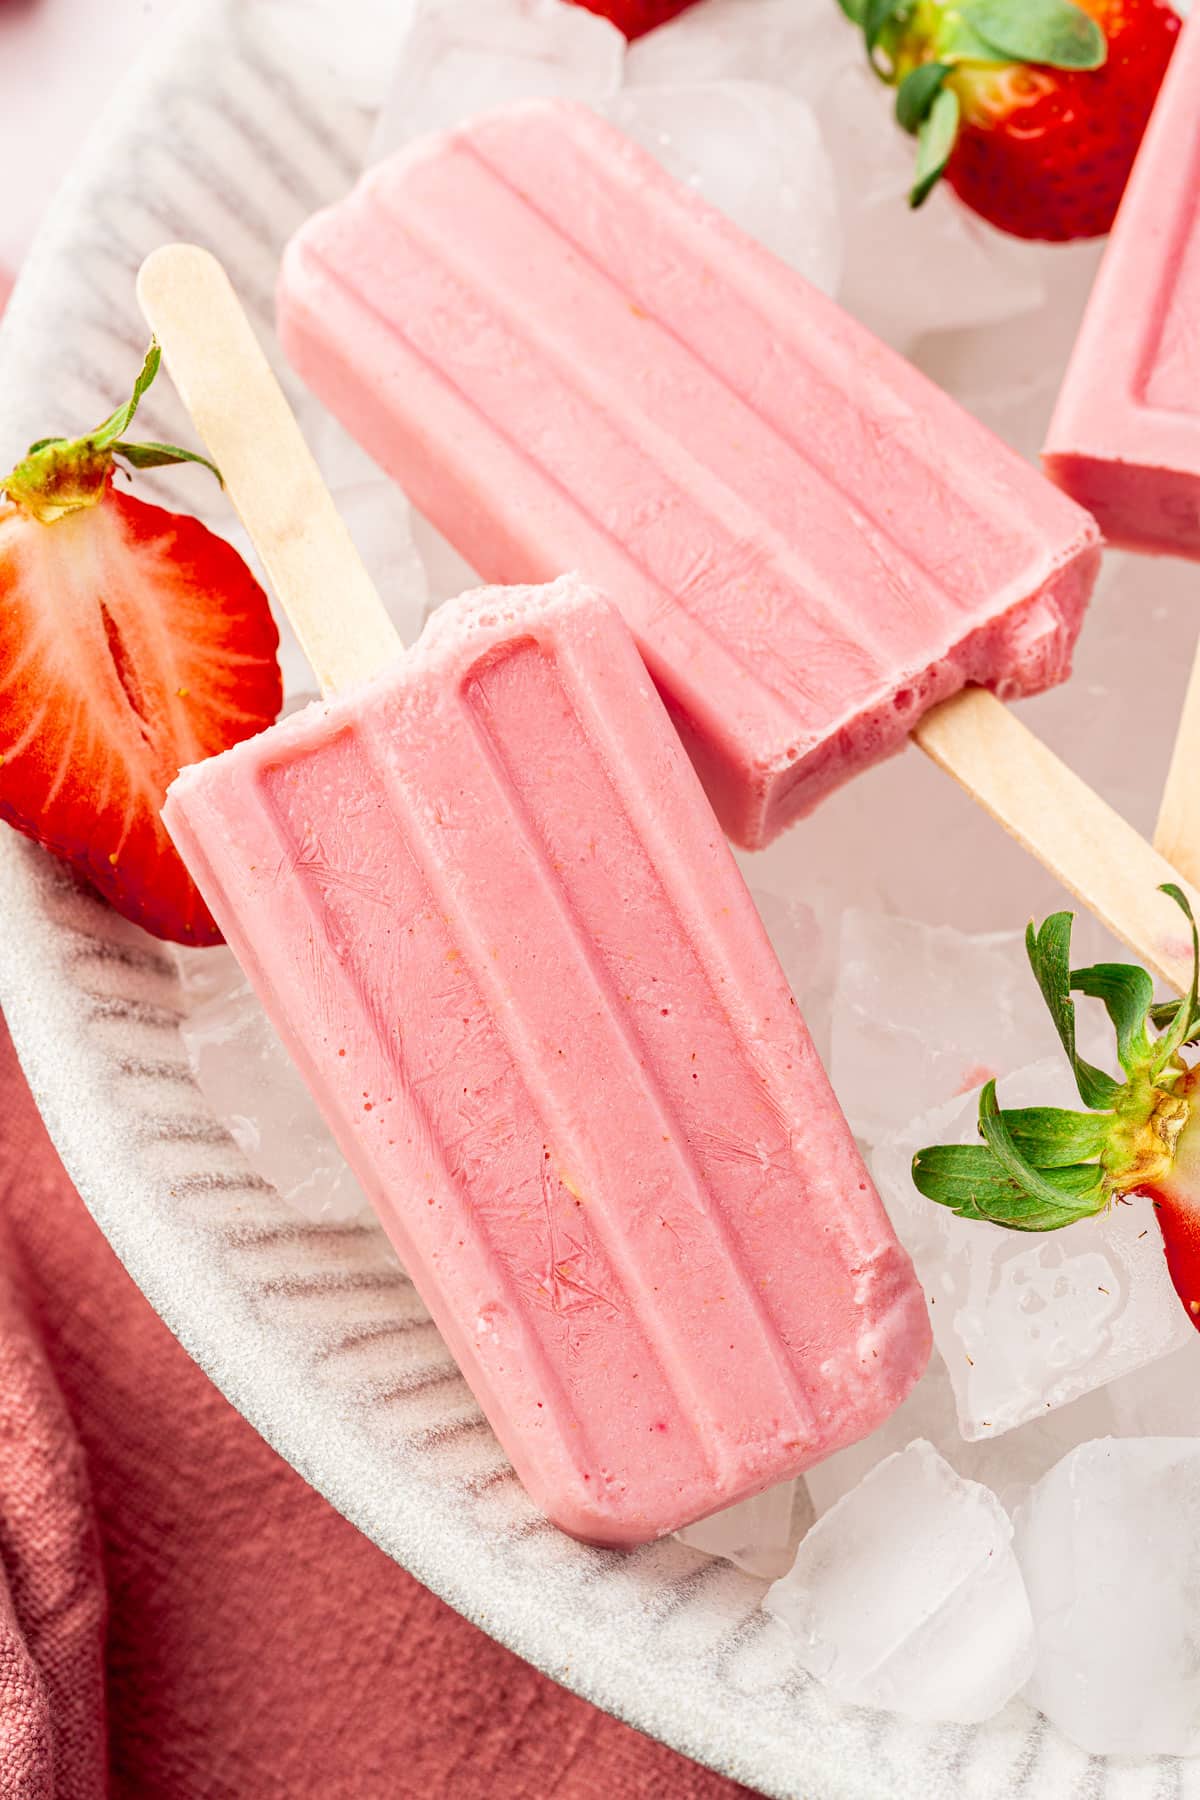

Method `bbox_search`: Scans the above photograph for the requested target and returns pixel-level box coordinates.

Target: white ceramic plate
[0,6,1189,1796]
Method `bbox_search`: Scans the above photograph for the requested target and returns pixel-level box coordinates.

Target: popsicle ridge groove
[1138,137,1200,413]
[463,105,1084,592]
[294,239,825,723]
[357,664,803,1481]
[448,639,821,1458]
[382,145,958,675]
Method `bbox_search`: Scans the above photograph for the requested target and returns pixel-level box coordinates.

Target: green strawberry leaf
[999,1105,1112,1166]
[1152,883,1200,1075]
[896,60,951,132]
[935,12,1015,60]
[112,439,222,481]
[863,0,907,49]
[912,1140,1107,1230]
[1070,963,1154,1074]
[90,341,163,452]
[4,338,220,520]
[837,0,867,22]
[977,1078,1108,1212]
[1149,998,1200,1047]
[909,86,960,207]
[1026,915,1121,1110]
[963,0,1107,69]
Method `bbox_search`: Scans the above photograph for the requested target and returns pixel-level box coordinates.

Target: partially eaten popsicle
[1043,12,1200,558]
[139,245,933,1547]
[276,97,1200,995]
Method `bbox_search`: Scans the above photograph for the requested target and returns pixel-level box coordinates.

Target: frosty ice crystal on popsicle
[141,245,932,1548]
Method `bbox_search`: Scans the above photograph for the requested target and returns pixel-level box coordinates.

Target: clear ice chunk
[600,82,842,296]
[1106,1338,1200,1438]
[1016,1438,1200,1756]
[625,0,1046,350]
[675,1479,814,1579]
[177,950,370,1225]
[805,1352,1119,1517]
[872,1060,1194,1437]
[830,912,1064,1146]
[766,1439,1035,1722]
[370,0,625,163]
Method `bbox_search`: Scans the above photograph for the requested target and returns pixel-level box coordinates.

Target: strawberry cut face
[0,482,281,943]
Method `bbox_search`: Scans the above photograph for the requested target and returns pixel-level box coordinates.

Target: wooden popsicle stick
[137,243,401,698]
[913,688,1200,993]
[1154,633,1200,887]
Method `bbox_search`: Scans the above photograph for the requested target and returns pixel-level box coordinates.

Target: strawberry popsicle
[278,99,1101,851]
[1043,13,1200,557]
[142,246,932,1547]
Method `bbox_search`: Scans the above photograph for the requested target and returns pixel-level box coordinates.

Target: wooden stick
[914,688,1200,993]
[1155,632,1200,888]
[137,243,401,698]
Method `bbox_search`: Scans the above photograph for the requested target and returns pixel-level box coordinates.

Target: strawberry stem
[841,0,1109,208]
[912,885,1200,1330]
[0,341,221,526]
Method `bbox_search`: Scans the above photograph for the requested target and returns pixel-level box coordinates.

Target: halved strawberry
[845,0,1180,241]
[0,345,281,944]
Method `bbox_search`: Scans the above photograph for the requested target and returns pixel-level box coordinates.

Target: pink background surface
[0,4,754,1792]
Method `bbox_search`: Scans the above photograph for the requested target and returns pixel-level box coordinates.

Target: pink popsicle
[1043,14,1200,557]
[164,576,931,1546]
[278,99,1101,851]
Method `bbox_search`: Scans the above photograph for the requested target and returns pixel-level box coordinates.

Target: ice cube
[1106,1338,1200,1437]
[1016,1438,1200,1755]
[805,1353,1118,1517]
[625,0,838,90]
[767,1440,1035,1722]
[299,405,431,646]
[370,0,624,163]
[1020,548,1200,846]
[626,0,1046,350]
[913,239,1105,465]
[178,956,370,1225]
[675,1479,814,1579]
[600,83,842,295]
[257,0,417,108]
[744,881,831,1066]
[829,912,1064,1146]
[873,1061,1195,1437]
[409,510,485,617]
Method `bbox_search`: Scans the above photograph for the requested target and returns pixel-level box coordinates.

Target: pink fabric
[0,1015,754,1798]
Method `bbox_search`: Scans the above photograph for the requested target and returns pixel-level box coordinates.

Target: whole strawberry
[0,344,282,944]
[844,0,1181,240]
[564,0,698,38]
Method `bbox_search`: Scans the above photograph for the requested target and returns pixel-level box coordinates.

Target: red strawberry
[1148,1188,1200,1326]
[563,0,698,39]
[850,0,1181,241]
[0,345,281,944]
[1142,1075,1200,1325]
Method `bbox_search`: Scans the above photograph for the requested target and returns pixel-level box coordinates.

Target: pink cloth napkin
[0,1015,755,1798]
